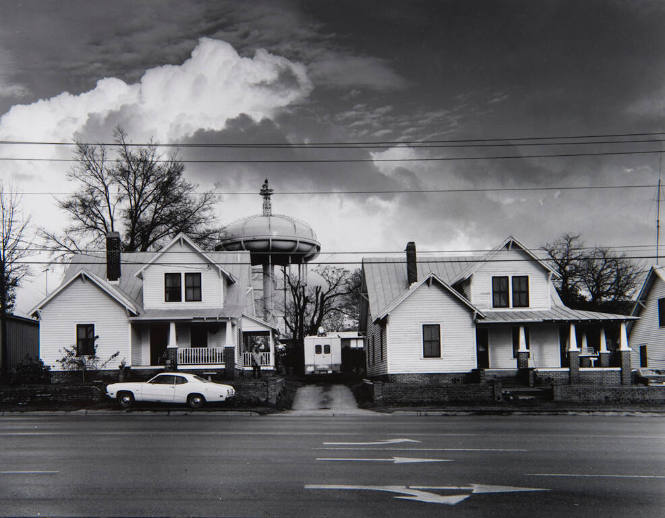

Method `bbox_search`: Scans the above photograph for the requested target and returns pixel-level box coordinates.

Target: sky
[1,0,665,314]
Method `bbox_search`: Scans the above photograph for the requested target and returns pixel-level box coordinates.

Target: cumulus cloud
[0,38,313,143]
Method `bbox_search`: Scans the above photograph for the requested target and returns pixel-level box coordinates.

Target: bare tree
[543,233,585,306]
[44,128,219,253]
[543,233,641,314]
[283,266,360,344]
[1,183,31,375]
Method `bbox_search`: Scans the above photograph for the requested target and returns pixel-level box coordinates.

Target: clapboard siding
[385,283,476,374]
[365,312,387,377]
[142,241,224,310]
[488,324,560,368]
[629,275,665,369]
[470,248,551,310]
[39,277,130,370]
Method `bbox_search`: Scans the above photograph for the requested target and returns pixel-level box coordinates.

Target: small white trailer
[304,335,342,375]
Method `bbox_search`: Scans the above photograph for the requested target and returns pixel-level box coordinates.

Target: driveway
[287,383,376,415]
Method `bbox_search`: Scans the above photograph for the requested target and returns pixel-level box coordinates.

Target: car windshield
[192,375,210,383]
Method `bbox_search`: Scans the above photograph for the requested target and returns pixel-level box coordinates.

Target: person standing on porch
[251,346,262,378]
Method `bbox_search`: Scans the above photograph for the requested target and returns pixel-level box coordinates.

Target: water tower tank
[218,180,320,321]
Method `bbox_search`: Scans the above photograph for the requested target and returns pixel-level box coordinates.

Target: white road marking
[305,483,548,505]
[316,447,527,452]
[0,471,60,475]
[529,473,665,479]
[323,438,420,446]
[316,456,451,464]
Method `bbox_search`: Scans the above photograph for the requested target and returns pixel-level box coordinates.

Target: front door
[476,328,489,369]
[150,324,169,366]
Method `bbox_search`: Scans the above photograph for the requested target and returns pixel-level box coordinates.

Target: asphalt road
[0,413,664,517]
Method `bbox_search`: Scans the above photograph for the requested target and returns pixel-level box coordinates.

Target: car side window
[150,375,175,384]
[174,376,188,385]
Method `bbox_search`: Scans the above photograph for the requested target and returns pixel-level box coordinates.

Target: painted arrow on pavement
[305,483,549,506]
[316,457,451,464]
[323,438,420,446]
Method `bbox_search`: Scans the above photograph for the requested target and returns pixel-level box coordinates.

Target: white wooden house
[360,237,636,383]
[629,266,665,369]
[30,233,277,373]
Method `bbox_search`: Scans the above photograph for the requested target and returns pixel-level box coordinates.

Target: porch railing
[178,347,225,365]
[242,351,272,367]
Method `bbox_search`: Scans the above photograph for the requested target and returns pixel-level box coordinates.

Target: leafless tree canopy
[543,233,641,313]
[44,128,219,254]
[0,183,31,314]
[283,266,361,345]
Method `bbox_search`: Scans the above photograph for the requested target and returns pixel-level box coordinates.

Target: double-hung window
[492,276,509,308]
[76,324,95,356]
[165,273,182,302]
[422,324,441,358]
[185,273,202,301]
[512,276,529,307]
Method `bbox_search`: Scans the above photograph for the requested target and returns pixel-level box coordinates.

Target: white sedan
[106,372,235,409]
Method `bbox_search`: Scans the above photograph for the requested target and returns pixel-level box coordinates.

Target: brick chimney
[106,232,121,282]
[405,241,417,286]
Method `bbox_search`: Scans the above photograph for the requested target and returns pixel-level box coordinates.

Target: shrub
[10,355,51,385]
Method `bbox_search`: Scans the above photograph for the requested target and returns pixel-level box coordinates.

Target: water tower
[219,180,321,323]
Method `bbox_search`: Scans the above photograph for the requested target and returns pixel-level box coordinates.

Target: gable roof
[134,233,236,283]
[34,248,255,320]
[30,269,140,317]
[631,266,665,318]
[453,235,559,284]
[374,273,483,322]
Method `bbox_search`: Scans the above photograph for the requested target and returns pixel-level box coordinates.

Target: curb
[0,409,262,416]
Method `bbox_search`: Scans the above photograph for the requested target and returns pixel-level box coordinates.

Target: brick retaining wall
[553,385,665,403]
[368,381,497,404]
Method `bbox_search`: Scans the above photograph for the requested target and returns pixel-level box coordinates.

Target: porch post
[568,323,579,384]
[225,320,233,347]
[166,321,178,370]
[599,327,611,367]
[580,332,590,366]
[618,321,632,385]
[517,325,529,369]
[223,320,235,380]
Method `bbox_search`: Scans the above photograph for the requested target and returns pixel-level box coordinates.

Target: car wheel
[187,393,205,409]
[117,392,134,409]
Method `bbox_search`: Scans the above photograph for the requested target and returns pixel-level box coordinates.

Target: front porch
[128,315,277,371]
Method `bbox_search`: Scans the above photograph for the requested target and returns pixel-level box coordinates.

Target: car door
[142,374,176,402]
[172,375,192,403]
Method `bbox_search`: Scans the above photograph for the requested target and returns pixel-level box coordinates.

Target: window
[174,376,188,385]
[191,324,208,348]
[76,324,95,356]
[492,276,509,308]
[324,344,331,354]
[512,327,530,358]
[315,344,322,354]
[659,298,665,327]
[422,324,441,358]
[512,276,529,307]
[149,374,176,384]
[165,273,181,302]
[185,273,202,301]
[640,345,648,367]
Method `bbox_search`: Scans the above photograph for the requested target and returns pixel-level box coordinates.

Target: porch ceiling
[479,307,638,324]
[128,309,234,321]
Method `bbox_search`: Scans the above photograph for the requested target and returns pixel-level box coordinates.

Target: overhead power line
[5,184,659,196]
[1,149,664,163]
[2,130,665,148]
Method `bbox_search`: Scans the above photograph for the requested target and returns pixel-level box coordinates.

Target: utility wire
[2,130,665,147]
[4,184,659,196]
[1,149,664,162]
